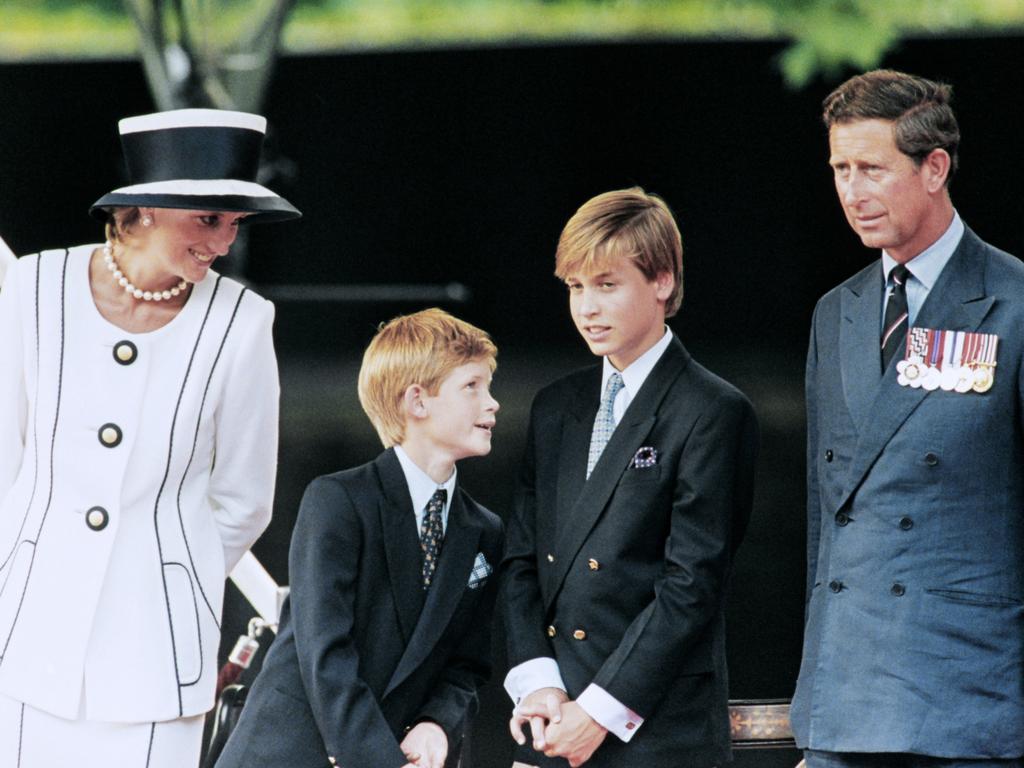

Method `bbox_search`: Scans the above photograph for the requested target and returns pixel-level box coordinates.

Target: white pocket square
[467,552,492,589]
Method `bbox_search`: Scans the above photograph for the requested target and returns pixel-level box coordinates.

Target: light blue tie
[587,372,624,479]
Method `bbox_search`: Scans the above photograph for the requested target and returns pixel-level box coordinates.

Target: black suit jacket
[216,449,504,768]
[501,336,758,768]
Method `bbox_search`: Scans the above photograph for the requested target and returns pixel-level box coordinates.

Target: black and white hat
[90,109,301,224]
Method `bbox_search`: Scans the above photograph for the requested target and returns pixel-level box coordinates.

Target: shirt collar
[393,445,456,517]
[882,209,964,290]
[601,326,673,399]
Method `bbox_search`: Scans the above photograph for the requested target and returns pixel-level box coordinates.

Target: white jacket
[0,245,278,722]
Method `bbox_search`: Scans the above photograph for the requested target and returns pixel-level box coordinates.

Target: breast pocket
[617,464,664,487]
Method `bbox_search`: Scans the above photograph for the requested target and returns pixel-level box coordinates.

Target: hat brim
[90,191,301,224]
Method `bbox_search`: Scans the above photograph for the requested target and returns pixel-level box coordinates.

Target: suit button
[547,625,556,638]
[547,553,555,563]
[829,580,843,593]
[835,512,849,526]
[899,516,914,530]
[924,452,939,467]
[825,449,834,463]
[588,558,600,571]
[86,506,109,531]
[113,340,138,365]
[625,722,636,730]
[891,582,906,597]
[98,423,122,447]
[572,629,586,640]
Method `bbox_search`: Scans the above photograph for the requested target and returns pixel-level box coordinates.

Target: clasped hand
[400,720,448,768]
[509,688,607,767]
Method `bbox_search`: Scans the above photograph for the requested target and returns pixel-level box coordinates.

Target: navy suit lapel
[377,450,426,645]
[840,262,885,430]
[383,489,482,698]
[836,229,994,515]
[554,370,599,538]
[546,338,689,603]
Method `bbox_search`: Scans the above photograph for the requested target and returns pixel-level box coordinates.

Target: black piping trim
[152,275,221,716]
[0,254,44,572]
[17,702,24,767]
[144,721,155,768]
[0,250,68,663]
[176,285,248,632]
[163,561,203,687]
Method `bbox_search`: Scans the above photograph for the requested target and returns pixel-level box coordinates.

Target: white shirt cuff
[503,657,567,704]
[576,684,644,742]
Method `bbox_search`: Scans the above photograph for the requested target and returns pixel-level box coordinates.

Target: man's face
[828,118,941,263]
[565,256,672,371]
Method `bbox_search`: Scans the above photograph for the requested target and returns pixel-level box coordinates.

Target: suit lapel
[545,338,689,603]
[836,228,994,514]
[554,370,600,538]
[840,263,885,430]
[383,488,482,698]
[377,450,426,645]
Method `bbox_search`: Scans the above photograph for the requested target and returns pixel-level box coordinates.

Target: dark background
[1,35,1021,767]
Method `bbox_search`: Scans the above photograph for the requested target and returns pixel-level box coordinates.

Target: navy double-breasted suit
[501,336,759,767]
[792,227,1024,758]
[216,449,503,768]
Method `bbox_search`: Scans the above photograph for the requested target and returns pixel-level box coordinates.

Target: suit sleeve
[208,295,279,573]
[415,517,504,745]
[0,257,28,498]
[805,302,822,611]
[289,476,410,768]
[590,390,759,715]
[500,397,561,671]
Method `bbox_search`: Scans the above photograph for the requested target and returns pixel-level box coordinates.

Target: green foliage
[1,0,1022,88]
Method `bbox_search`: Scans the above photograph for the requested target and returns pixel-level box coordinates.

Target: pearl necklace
[103,242,187,302]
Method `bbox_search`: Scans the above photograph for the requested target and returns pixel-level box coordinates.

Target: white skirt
[0,693,204,768]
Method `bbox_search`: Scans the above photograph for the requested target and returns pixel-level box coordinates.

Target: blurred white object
[229,550,285,628]
[0,235,14,287]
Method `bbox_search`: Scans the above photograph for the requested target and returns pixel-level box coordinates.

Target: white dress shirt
[881,210,963,326]
[394,445,456,535]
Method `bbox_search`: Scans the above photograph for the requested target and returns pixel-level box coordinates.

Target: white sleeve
[576,683,644,742]
[0,236,15,286]
[208,295,279,573]
[503,656,567,704]
[0,259,28,498]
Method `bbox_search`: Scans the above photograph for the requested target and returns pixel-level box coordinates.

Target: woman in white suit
[0,109,300,767]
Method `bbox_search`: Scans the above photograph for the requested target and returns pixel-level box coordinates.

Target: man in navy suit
[792,69,1024,767]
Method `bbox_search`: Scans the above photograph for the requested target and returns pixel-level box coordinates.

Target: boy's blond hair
[358,308,497,448]
[554,187,684,317]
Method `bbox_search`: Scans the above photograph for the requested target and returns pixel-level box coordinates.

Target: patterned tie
[881,265,910,371]
[587,372,624,479]
[420,488,447,590]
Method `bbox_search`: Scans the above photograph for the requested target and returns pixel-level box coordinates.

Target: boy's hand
[509,686,568,751]
[542,701,607,767]
[400,721,448,768]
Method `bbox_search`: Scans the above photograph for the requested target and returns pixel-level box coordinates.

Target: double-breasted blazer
[792,227,1024,758]
[501,336,759,768]
[215,449,504,768]
[0,245,278,722]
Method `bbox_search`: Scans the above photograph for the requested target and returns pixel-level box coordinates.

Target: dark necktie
[420,488,447,590]
[881,265,910,371]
